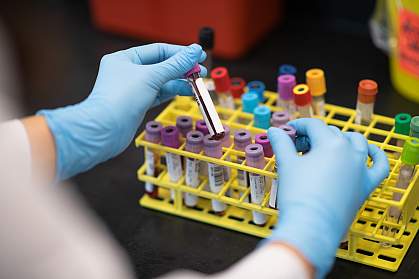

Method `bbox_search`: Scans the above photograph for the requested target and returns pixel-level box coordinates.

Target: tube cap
[196,119,209,135]
[199,27,214,49]
[278,74,296,101]
[271,111,290,127]
[234,130,252,151]
[185,130,204,153]
[279,124,296,141]
[242,92,259,113]
[357,79,378,104]
[253,106,271,129]
[185,64,201,78]
[306,68,326,96]
[247,80,266,102]
[176,116,193,137]
[278,64,297,76]
[394,113,412,135]
[221,125,231,148]
[410,116,419,138]
[245,143,265,169]
[255,133,273,157]
[203,134,222,158]
[145,121,163,143]
[401,138,419,165]
[230,77,246,98]
[211,67,231,92]
[293,84,312,106]
[161,126,180,148]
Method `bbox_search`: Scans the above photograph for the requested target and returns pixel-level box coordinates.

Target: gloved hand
[267,118,389,278]
[38,43,206,180]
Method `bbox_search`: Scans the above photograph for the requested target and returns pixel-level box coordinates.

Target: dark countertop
[1,1,418,278]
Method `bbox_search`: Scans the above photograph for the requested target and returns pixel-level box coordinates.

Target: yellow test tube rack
[135,91,418,272]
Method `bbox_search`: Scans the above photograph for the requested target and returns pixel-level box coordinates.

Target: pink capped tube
[144,121,163,198]
[184,130,204,207]
[277,74,297,117]
[176,115,193,137]
[234,130,252,202]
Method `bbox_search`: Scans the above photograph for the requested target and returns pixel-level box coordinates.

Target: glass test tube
[186,64,225,139]
[293,84,313,118]
[383,139,419,242]
[355,79,378,126]
[246,144,268,226]
[161,126,183,201]
[247,81,266,102]
[240,92,259,124]
[277,74,297,117]
[278,64,297,76]
[394,113,411,158]
[233,130,252,202]
[253,106,271,129]
[230,77,246,99]
[184,130,205,208]
[410,116,419,138]
[204,135,227,215]
[211,67,235,111]
[269,125,296,209]
[199,27,218,104]
[306,68,327,117]
[271,111,290,128]
[144,121,163,198]
[176,115,193,138]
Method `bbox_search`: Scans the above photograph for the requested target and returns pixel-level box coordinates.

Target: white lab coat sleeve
[160,245,311,279]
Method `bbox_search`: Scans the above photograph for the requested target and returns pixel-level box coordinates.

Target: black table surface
[1,1,418,278]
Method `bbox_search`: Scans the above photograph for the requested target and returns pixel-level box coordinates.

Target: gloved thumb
[153,44,203,84]
[268,127,298,165]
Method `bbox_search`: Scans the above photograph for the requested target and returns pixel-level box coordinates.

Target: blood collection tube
[277,74,297,116]
[199,27,218,103]
[204,135,227,215]
[355,79,378,126]
[271,111,290,127]
[241,92,259,125]
[234,130,252,202]
[278,64,297,76]
[195,119,209,135]
[230,77,246,99]
[211,67,235,110]
[221,125,232,184]
[253,106,271,129]
[394,113,411,155]
[184,130,204,208]
[144,121,163,198]
[186,64,225,139]
[269,125,296,209]
[176,115,193,137]
[293,84,313,118]
[306,68,327,117]
[410,116,419,138]
[247,81,266,102]
[246,144,268,226]
[255,133,273,158]
[161,126,183,201]
[383,139,419,241]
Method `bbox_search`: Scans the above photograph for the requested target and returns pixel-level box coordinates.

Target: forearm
[21,115,56,182]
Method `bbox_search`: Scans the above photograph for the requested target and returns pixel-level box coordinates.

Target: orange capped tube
[355,79,378,126]
[306,68,327,117]
[293,84,313,118]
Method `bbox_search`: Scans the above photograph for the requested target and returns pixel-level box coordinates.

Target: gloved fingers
[152,80,193,107]
[122,43,207,65]
[343,132,368,154]
[366,144,390,192]
[268,127,298,164]
[153,44,205,84]
[288,118,335,147]
[328,125,343,137]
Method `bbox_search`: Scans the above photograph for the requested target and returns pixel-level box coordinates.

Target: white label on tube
[145,149,155,176]
[195,78,224,136]
[313,99,325,117]
[219,94,235,109]
[249,173,266,205]
[355,102,374,125]
[208,162,224,193]
[269,178,278,209]
[165,153,182,182]
[185,157,200,187]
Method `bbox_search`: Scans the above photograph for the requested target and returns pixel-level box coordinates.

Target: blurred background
[0,0,418,278]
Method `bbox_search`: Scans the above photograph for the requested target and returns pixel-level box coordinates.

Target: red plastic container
[89,0,282,58]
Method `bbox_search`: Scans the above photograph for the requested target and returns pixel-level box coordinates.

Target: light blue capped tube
[247,80,266,102]
[253,106,271,129]
[242,92,259,113]
[278,64,297,76]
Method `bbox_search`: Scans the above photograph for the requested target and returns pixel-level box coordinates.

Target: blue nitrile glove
[38,43,206,180]
[267,118,389,278]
